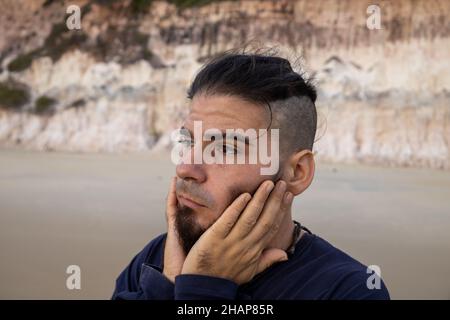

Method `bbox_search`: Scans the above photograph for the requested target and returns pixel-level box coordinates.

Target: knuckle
[231,207,243,217]
[271,222,280,234]
[274,192,284,202]
[243,216,257,228]
[262,222,272,233]
[224,220,235,231]
[249,202,263,212]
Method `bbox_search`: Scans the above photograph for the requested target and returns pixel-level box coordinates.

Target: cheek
[207,164,265,210]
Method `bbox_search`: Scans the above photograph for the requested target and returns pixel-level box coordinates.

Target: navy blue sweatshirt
[112,230,390,300]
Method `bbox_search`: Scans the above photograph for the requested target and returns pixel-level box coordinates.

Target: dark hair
[187,53,316,105]
[187,52,318,153]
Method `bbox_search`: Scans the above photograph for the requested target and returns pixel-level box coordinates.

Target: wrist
[162,270,176,284]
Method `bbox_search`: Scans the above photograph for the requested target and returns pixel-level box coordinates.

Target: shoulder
[137,233,168,267]
[291,233,390,299]
[113,233,167,292]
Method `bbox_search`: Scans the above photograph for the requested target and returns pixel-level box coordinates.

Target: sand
[0,148,449,299]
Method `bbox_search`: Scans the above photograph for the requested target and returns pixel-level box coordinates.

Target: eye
[176,136,193,147]
[219,143,238,154]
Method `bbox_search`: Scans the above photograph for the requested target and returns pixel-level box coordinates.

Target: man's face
[174,94,280,254]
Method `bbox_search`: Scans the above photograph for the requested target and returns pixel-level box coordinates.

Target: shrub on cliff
[34,96,57,115]
[0,81,30,110]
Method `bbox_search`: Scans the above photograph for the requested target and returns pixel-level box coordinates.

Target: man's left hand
[180,180,293,285]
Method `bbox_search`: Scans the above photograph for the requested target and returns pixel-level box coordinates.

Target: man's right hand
[162,177,186,283]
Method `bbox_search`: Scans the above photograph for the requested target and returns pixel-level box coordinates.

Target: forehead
[183,94,269,131]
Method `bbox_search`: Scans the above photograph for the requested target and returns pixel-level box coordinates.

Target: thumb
[166,177,178,225]
[255,248,288,275]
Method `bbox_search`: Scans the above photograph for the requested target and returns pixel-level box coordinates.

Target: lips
[178,194,206,209]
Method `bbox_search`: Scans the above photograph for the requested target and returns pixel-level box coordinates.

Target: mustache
[176,179,215,208]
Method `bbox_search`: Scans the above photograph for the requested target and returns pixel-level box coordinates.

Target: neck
[267,210,295,251]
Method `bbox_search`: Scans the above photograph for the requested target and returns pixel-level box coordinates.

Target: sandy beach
[0,148,449,299]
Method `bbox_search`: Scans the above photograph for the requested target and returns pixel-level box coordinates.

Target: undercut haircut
[187,51,318,160]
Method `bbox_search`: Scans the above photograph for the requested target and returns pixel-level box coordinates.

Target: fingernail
[266,181,275,192]
[284,192,293,204]
[278,180,286,192]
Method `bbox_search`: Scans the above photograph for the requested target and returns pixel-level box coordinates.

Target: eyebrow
[180,126,250,145]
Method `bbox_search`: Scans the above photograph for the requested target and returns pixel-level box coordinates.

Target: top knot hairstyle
[186,51,318,157]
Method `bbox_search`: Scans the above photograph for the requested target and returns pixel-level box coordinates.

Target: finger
[255,248,288,275]
[247,180,289,244]
[230,180,275,239]
[209,193,252,238]
[166,177,178,224]
[256,192,292,246]
[259,191,293,244]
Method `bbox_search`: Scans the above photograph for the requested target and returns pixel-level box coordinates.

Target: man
[112,52,390,300]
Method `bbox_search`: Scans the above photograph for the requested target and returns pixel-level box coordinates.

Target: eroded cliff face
[0,0,449,169]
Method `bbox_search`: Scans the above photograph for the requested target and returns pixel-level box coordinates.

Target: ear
[281,150,315,196]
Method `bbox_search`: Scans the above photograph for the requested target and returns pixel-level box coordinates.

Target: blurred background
[0,0,449,299]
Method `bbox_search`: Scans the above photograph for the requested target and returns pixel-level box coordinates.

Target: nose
[175,138,208,183]
[176,160,207,184]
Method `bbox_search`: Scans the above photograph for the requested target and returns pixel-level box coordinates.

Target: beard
[173,183,244,255]
[174,204,208,255]
[173,170,282,255]
[173,185,242,255]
